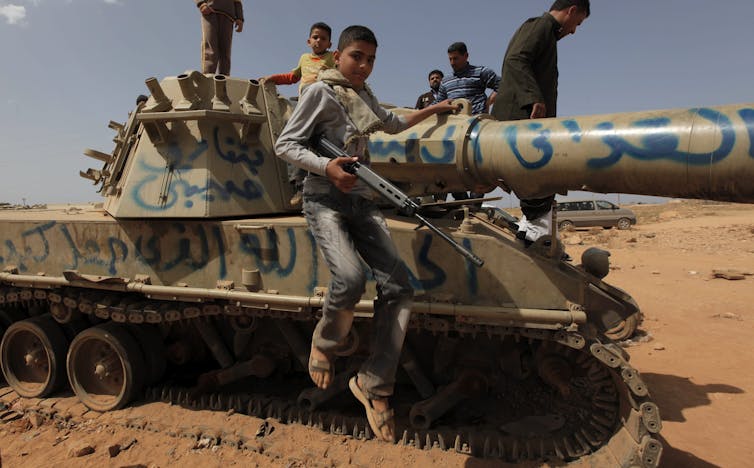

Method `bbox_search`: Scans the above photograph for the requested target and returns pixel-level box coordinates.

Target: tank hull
[0,204,661,465]
[0,206,631,330]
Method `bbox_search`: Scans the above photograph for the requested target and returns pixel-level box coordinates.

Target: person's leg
[351,204,412,398]
[518,195,555,242]
[200,14,219,74]
[217,16,233,75]
[303,193,366,388]
[348,198,413,441]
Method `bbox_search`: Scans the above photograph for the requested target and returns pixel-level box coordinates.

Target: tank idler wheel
[558,220,574,231]
[604,312,640,341]
[617,217,632,230]
[67,322,146,412]
[0,315,69,398]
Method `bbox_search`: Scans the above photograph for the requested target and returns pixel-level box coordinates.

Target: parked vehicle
[557,200,637,230]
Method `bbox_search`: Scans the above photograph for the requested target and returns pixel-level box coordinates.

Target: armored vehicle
[2,71,753,466]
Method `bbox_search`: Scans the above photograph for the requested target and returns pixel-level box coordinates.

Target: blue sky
[1,0,753,205]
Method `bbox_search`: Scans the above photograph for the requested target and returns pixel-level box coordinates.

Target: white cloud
[1,0,120,26]
[0,5,26,25]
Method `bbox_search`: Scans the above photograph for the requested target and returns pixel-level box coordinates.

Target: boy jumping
[274,25,456,442]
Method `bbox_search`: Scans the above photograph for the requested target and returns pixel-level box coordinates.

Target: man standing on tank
[196,0,244,76]
[492,0,590,245]
[436,42,499,200]
[415,70,444,110]
[435,42,499,115]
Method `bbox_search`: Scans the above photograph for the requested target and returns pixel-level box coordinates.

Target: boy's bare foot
[349,376,395,442]
[308,345,333,389]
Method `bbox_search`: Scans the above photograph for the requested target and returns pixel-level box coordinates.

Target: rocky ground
[1,200,753,467]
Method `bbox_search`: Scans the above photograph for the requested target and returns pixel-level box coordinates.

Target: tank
[1,71,753,466]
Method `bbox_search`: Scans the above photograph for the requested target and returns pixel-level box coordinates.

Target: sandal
[308,345,334,389]
[349,376,395,442]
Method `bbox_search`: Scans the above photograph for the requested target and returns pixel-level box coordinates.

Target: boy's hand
[435,99,462,114]
[234,19,244,33]
[326,157,359,193]
[199,4,214,15]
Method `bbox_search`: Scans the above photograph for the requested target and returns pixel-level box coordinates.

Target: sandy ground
[1,200,753,467]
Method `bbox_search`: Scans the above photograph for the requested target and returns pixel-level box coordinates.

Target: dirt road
[1,201,752,467]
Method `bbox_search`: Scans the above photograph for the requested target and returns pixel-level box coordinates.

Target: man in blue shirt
[435,42,500,115]
[436,42,499,200]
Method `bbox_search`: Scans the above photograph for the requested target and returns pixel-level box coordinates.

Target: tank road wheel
[558,220,574,231]
[0,316,69,398]
[67,323,146,411]
[617,217,632,230]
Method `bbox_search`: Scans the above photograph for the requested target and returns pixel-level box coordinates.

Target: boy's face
[307,28,332,55]
[334,40,376,90]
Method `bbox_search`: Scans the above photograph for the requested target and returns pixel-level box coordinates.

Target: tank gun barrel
[368,103,754,203]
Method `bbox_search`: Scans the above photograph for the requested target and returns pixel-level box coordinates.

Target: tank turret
[3,73,753,467]
[83,72,290,218]
[84,74,754,221]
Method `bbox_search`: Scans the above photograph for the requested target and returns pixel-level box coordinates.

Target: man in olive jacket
[492,0,590,244]
[195,0,244,75]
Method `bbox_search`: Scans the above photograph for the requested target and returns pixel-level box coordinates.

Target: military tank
[1,71,753,466]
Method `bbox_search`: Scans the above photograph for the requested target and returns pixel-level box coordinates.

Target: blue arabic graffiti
[369,127,458,164]
[213,127,265,174]
[131,128,265,211]
[561,119,583,142]
[737,108,754,158]
[369,132,420,163]
[135,223,228,279]
[239,228,297,278]
[407,234,447,291]
[587,108,736,169]
[505,122,554,170]
[420,126,457,163]
[0,221,57,272]
[59,225,129,276]
[501,108,739,171]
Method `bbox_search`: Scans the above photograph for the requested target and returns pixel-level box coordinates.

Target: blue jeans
[303,188,413,399]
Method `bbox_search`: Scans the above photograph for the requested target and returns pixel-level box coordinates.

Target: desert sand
[1,200,753,467]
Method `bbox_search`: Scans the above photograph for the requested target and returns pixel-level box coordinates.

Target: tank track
[0,285,662,466]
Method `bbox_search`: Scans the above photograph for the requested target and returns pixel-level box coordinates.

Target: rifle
[312,135,484,267]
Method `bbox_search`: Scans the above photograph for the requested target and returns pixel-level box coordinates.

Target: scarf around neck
[318,69,384,141]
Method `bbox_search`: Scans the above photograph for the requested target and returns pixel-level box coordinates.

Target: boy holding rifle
[274,25,455,442]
